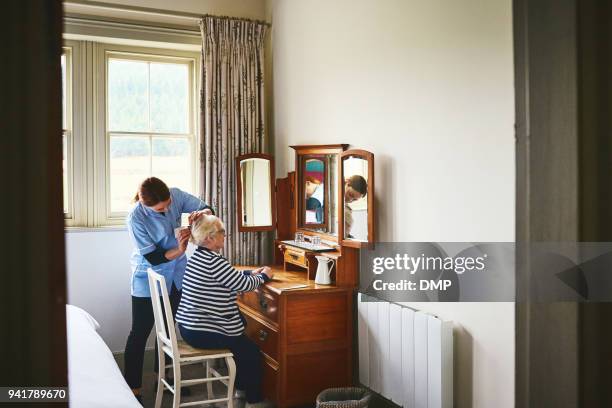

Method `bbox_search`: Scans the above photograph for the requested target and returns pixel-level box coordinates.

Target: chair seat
[177,340,232,359]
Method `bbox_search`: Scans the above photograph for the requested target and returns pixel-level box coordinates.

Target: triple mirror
[235,146,375,245]
[235,153,276,232]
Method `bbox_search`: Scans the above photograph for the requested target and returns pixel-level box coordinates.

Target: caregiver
[123,177,213,402]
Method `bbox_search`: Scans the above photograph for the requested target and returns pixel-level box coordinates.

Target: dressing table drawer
[262,355,279,401]
[243,311,279,361]
[239,289,278,323]
[284,248,308,269]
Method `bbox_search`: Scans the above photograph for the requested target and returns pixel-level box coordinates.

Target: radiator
[357,294,453,408]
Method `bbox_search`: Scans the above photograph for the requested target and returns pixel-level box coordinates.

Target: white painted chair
[148,270,236,408]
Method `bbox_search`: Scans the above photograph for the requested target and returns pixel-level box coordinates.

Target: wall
[65,230,134,352]
[267,1,515,407]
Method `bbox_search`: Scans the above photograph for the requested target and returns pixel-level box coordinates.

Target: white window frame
[97,44,199,225]
[62,47,74,220]
[63,40,88,227]
[62,39,200,228]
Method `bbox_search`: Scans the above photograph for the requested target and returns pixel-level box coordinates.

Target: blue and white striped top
[176,247,267,336]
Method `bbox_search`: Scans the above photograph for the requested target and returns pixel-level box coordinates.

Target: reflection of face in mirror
[304,158,325,224]
[343,158,368,241]
[240,158,272,227]
[345,176,366,203]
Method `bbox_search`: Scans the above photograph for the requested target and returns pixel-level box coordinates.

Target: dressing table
[234,146,374,407]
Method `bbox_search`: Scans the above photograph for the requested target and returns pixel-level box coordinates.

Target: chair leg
[226,356,236,408]
[154,342,165,408]
[206,360,214,401]
[154,368,164,408]
[173,361,182,408]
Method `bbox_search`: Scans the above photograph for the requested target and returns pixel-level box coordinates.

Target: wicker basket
[316,387,372,408]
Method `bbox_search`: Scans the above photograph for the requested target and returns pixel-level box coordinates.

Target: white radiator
[358,294,453,408]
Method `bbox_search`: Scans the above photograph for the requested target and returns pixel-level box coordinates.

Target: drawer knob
[258,329,268,341]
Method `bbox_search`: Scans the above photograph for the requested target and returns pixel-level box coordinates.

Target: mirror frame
[292,144,348,243]
[235,153,276,232]
[339,149,375,247]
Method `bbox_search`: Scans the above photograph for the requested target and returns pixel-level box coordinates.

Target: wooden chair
[148,270,236,408]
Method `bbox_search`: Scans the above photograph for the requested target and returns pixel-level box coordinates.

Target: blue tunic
[126,188,209,297]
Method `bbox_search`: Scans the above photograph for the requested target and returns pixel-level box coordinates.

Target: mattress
[66,305,141,407]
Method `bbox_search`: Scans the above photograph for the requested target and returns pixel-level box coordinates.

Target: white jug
[314,256,335,285]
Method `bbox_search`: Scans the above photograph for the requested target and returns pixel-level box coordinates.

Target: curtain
[199,16,268,264]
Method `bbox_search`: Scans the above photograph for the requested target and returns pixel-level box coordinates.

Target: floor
[118,352,380,408]
[140,363,242,408]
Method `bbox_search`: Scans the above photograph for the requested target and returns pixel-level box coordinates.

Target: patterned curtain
[199,16,268,264]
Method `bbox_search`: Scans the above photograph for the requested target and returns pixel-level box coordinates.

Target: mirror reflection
[343,157,368,241]
[300,154,339,235]
[240,158,272,227]
[304,157,325,224]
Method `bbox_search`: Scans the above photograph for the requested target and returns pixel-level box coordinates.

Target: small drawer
[284,248,308,268]
[243,312,279,361]
[238,288,278,323]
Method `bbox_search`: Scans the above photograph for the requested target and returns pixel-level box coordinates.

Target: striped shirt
[176,247,266,336]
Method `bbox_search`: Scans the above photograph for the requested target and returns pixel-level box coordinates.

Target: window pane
[150,63,189,133]
[108,59,149,132]
[61,54,66,129]
[110,136,150,212]
[63,133,68,214]
[152,138,191,193]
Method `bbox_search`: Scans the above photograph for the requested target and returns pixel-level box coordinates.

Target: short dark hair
[347,175,367,196]
[133,177,170,206]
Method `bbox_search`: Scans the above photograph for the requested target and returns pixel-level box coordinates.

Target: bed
[66,305,141,407]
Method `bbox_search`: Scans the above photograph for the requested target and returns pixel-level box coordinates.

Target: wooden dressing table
[234,146,374,407]
[236,266,354,407]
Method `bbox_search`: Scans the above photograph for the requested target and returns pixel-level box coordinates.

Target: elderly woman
[176,215,273,407]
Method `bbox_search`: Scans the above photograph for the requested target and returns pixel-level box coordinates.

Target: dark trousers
[179,325,264,404]
[124,284,181,389]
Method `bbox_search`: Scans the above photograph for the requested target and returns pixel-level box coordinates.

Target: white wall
[66,229,134,353]
[268,1,515,407]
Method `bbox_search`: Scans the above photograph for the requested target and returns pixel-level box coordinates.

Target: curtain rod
[64,1,270,27]
[201,13,270,28]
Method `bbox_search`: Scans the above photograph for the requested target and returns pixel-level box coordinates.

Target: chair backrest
[147,270,179,361]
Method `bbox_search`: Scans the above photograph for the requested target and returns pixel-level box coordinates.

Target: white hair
[190,215,224,246]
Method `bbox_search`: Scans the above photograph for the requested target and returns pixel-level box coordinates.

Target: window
[106,53,195,216]
[62,41,199,227]
[61,48,73,218]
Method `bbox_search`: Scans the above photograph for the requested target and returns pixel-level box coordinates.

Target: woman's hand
[256,266,273,280]
[188,209,213,225]
[176,227,191,242]
[164,228,191,260]
[177,233,190,253]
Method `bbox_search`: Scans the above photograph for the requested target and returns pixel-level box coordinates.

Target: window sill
[64,226,127,233]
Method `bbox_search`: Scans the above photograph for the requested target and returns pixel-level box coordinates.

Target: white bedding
[66,305,141,408]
